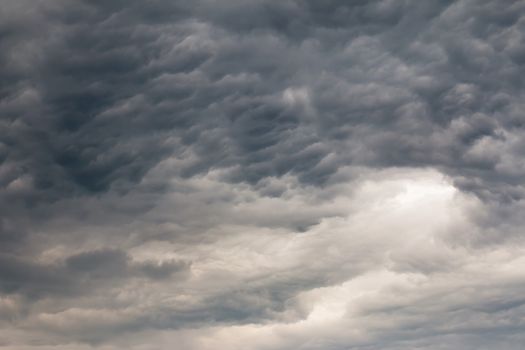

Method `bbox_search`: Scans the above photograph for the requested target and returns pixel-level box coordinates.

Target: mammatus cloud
[1,0,525,349]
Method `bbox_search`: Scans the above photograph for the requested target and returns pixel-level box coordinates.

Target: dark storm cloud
[2,0,525,349]
[2,0,523,205]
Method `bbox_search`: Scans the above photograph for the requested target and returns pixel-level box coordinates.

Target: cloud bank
[1,0,525,349]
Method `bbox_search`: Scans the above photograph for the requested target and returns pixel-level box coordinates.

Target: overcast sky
[2,0,525,349]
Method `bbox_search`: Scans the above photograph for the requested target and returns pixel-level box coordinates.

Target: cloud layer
[1,0,525,349]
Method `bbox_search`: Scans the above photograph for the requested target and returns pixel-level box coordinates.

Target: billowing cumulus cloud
[1,0,525,349]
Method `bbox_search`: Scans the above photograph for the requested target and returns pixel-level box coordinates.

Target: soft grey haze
[1,0,525,349]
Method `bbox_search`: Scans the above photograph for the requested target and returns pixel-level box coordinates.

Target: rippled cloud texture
[2,0,525,349]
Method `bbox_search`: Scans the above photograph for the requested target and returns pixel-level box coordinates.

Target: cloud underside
[1,0,525,349]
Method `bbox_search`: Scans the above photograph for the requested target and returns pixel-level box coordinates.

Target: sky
[1,0,525,349]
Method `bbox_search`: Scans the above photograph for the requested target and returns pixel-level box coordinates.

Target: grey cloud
[0,249,189,299]
[0,254,69,297]
[2,0,525,349]
[2,0,522,201]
